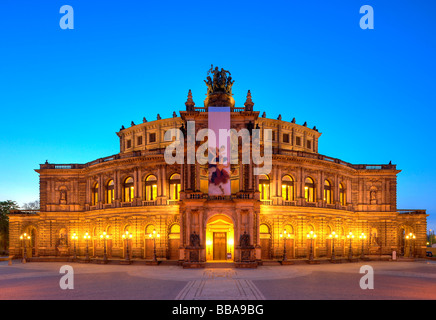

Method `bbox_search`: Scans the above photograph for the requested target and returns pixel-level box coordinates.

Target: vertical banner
[208,107,231,195]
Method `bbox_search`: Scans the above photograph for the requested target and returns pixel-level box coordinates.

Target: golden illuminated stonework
[8,70,427,266]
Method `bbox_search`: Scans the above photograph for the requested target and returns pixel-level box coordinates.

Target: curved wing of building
[9,69,427,264]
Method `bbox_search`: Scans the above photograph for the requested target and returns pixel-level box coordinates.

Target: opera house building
[8,67,427,266]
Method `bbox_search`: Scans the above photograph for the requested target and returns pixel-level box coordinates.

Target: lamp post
[306,231,317,262]
[359,233,367,260]
[280,230,291,261]
[405,232,416,258]
[71,233,78,260]
[328,231,338,261]
[20,233,30,263]
[100,231,109,262]
[347,232,354,260]
[149,230,160,262]
[122,231,133,261]
[83,232,91,261]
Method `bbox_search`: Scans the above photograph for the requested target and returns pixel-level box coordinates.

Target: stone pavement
[175,269,265,300]
[1,259,436,300]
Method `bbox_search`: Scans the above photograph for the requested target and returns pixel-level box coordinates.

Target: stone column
[195,163,200,191]
[187,164,192,190]
[98,175,104,208]
[137,167,143,201]
[115,170,121,206]
[239,163,244,192]
[271,165,277,203]
[162,165,167,199]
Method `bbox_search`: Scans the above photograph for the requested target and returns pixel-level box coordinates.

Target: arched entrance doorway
[206,215,234,262]
[168,224,180,260]
[260,224,271,260]
[22,226,37,258]
[144,224,156,259]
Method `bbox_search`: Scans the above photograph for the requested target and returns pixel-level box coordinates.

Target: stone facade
[8,85,427,262]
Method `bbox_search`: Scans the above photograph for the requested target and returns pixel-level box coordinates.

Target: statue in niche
[239,231,250,248]
[370,188,377,204]
[60,189,67,205]
[189,231,200,248]
[370,228,379,246]
[58,229,68,246]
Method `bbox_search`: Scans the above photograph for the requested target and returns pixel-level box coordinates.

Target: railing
[398,209,427,215]
[142,200,157,206]
[186,193,205,199]
[40,149,166,170]
[208,195,233,201]
[235,192,253,199]
[282,201,297,206]
[41,146,396,172]
[121,202,132,207]
[167,200,179,205]
[275,149,396,171]
[193,107,247,112]
[9,210,39,215]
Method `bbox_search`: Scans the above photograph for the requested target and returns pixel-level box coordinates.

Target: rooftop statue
[206,65,235,96]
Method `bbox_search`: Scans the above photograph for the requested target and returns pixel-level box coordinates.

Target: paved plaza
[0,259,436,300]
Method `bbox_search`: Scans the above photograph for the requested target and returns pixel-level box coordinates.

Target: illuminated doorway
[206,215,234,261]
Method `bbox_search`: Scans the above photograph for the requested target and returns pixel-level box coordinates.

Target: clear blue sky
[0,0,435,230]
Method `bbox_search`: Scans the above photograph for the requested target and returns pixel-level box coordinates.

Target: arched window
[304,177,315,202]
[339,183,346,206]
[324,180,332,204]
[92,183,99,205]
[106,180,114,204]
[169,173,181,200]
[144,175,157,201]
[259,174,270,200]
[282,175,294,201]
[123,177,134,202]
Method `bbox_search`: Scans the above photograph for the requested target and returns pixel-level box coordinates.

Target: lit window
[169,173,181,200]
[92,183,99,205]
[106,180,114,204]
[282,175,294,201]
[305,177,315,202]
[144,175,157,201]
[324,180,332,204]
[339,183,346,206]
[259,174,270,200]
[123,177,134,202]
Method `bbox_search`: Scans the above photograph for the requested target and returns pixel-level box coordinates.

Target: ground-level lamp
[328,231,338,261]
[280,230,291,261]
[149,230,160,262]
[71,233,78,260]
[19,233,31,263]
[347,232,354,260]
[306,231,317,261]
[122,231,133,261]
[83,232,91,261]
[405,232,416,258]
[359,233,367,259]
[100,232,110,262]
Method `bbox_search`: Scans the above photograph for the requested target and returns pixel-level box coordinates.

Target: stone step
[261,260,282,266]
[205,262,235,268]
